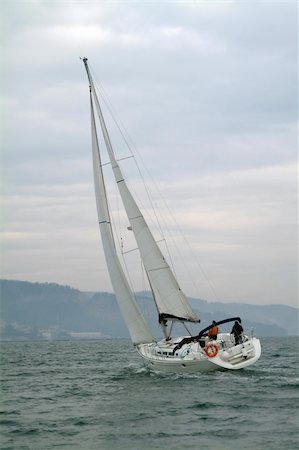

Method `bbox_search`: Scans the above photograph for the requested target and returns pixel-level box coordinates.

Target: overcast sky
[1,0,298,307]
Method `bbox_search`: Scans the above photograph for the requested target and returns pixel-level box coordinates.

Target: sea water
[0,337,298,450]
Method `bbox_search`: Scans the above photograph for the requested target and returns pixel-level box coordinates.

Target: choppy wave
[0,337,298,450]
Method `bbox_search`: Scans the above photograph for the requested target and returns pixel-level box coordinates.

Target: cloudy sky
[1,0,297,307]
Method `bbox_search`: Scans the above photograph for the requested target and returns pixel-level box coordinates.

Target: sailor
[231,320,244,345]
[208,321,219,340]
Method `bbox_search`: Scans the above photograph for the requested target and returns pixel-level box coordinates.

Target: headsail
[84,59,199,324]
[87,65,154,345]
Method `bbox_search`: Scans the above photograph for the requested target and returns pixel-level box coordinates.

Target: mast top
[80,56,89,70]
[81,57,92,87]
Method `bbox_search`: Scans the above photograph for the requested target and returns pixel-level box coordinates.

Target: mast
[83,58,154,345]
[83,58,199,326]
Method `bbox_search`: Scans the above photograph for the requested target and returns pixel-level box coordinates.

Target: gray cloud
[1,1,297,307]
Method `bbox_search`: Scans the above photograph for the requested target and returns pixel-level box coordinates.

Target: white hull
[137,333,261,373]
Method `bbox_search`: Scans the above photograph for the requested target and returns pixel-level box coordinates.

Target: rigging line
[89,68,149,209]
[118,225,148,308]
[89,65,211,303]
[101,157,133,168]
[89,64,178,279]
[122,247,139,255]
[115,171,122,252]
[140,259,149,324]
[126,170,179,280]
[148,187,220,302]
[91,63,219,300]
[99,167,128,286]
[117,155,179,281]
[88,65,164,228]
[148,265,169,272]
[89,63,136,154]
[101,162,140,302]
[117,156,135,162]
[89,66,218,315]
[106,183,137,297]
[122,237,165,255]
[90,81,139,300]
[129,153,220,301]
[99,160,123,252]
[92,92,179,279]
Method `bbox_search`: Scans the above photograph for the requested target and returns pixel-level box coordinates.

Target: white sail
[82,58,262,374]
[88,75,198,324]
[89,87,154,345]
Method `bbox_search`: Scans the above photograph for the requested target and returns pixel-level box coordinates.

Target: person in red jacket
[208,321,219,340]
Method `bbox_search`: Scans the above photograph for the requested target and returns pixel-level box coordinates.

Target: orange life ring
[204,343,218,358]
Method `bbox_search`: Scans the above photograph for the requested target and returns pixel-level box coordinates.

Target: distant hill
[0,279,298,341]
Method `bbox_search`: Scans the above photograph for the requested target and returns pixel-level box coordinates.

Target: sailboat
[82,58,261,372]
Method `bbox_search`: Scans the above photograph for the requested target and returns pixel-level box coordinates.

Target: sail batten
[87,73,198,324]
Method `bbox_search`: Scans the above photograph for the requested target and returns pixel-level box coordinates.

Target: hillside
[0,279,298,340]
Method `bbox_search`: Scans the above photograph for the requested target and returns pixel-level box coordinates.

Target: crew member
[231,320,244,345]
[208,320,219,340]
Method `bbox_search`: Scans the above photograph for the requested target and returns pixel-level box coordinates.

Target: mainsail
[89,80,154,345]
[83,58,198,325]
